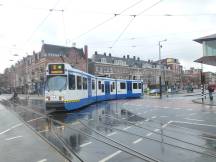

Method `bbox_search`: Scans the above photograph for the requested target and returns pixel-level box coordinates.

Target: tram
[45,63,143,111]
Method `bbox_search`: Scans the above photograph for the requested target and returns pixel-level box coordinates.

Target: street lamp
[158,39,167,99]
[159,39,167,61]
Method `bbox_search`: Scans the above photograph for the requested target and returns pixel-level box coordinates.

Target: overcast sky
[0,0,216,73]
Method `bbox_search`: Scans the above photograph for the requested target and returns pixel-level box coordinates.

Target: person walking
[208,85,214,101]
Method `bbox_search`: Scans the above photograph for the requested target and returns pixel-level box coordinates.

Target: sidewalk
[192,94,216,106]
[0,103,68,162]
[0,93,44,100]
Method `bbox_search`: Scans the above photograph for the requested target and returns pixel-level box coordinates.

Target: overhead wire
[109,0,164,49]
[24,0,62,46]
[72,0,145,41]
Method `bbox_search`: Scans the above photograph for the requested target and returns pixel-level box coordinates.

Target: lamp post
[158,39,167,99]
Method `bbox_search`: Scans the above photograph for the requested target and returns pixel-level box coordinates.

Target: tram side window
[138,83,141,89]
[112,82,115,89]
[98,81,102,89]
[120,82,126,89]
[133,83,137,89]
[83,77,87,90]
[77,76,82,90]
[110,84,113,92]
[69,74,75,90]
[102,84,104,92]
[92,80,95,90]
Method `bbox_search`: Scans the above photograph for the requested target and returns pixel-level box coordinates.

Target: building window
[133,83,137,89]
[98,81,102,89]
[69,74,75,90]
[92,79,95,90]
[77,76,82,90]
[83,77,87,90]
[120,82,126,89]
[101,58,106,63]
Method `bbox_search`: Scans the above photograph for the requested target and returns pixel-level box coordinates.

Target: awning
[194,56,216,66]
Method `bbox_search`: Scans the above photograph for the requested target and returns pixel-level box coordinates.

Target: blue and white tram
[45,63,143,111]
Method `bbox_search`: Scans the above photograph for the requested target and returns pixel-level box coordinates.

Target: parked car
[150,88,160,94]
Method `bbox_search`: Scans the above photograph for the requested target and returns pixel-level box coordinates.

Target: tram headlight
[59,96,64,101]
[45,96,50,101]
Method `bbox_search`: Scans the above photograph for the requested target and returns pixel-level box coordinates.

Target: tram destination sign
[49,64,65,74]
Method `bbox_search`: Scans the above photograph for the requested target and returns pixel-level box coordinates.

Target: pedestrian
[208,85,214,101]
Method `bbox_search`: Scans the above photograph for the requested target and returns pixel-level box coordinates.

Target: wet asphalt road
[1,94,216,162]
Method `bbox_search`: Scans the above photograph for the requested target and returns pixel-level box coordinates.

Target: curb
[192,98,216,106]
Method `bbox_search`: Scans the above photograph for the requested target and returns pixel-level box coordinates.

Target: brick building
[88,52,182,87]
[182,67,202,88]
[4,43,88,94]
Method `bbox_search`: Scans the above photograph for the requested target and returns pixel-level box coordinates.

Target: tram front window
[46,75,67,91]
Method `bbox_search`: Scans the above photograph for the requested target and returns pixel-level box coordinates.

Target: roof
[92,53,157,68]
[42,44,84,55]
[194,33,216,43]
[194,56,216,66]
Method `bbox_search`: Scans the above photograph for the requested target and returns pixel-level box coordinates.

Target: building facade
[4,43,88,94]
[89,52,182,87]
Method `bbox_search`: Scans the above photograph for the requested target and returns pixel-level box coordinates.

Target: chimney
[123,55,125,59]
[84,45,88,72]
[137,57,140,61]
[72,42,76,47]
[133,56,136,60]
[95,51,98,55]
[109,53,111,57]
[104,52,106,56]
[84,45,88,60]
[127,55,129,59]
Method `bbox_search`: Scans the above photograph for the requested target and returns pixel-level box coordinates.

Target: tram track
[3,98,216,161]
[57,111,216,159]
[2,100,160,162]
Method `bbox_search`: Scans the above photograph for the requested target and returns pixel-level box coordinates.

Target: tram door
[127,81,132,96]
[88,77,92,98]
[105,81,110,96]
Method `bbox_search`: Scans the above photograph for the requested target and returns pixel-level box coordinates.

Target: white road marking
[154,129,160,132]
[143,111,148,114]
[146,133,153,137]
[122,118,126,120]
[137,112,142,115]
[27,117,44,123]
[172,121,216,128]
[151,116,157,119]
[188,109,193,111]
[38,129,49,133]
[160,116,168,118]
[37,159,47,162]
[162,124,168,128]
[188,113,196,116]
[163,107,169,109]
[167,121,173,124]
[107,132,117,137]
[139,121,144,125]
[5,135,23,141]
[145,119,150,122]
[0,123,23,135]
[133,138,143,144]
[174,108,181,110]
[184,118,204,122]
[130,115,135,117]
[99,150,122,162]
[80,142,92,147]
[123,126,132,130]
